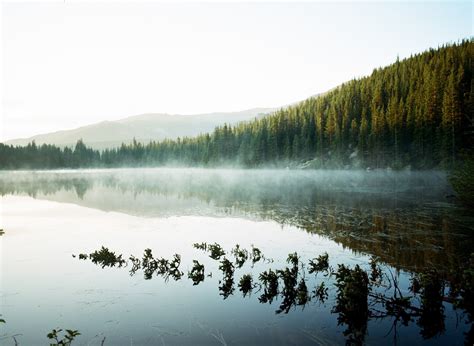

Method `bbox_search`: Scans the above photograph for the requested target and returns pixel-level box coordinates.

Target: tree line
[1,39,472,170]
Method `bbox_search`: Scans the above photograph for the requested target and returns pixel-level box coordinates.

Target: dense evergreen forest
[1,39,472,170]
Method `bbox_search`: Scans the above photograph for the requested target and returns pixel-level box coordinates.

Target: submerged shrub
[296,278,310,306]
[417,269,446,339]
[167,254,184,281]
[238,274,253,297]
[188,260,205,285]
[231,244,249,268]
[259,269,279,304]
[193,242,208,251]
[129,255,141,276]
[250,245,263,264]
[47,328,80,346]
[89,247,126,268]
[333,264,369,344]
[276,265,299,314]
[308,253,329,274]
[286,252,299,269]
[369,257,383,283]
[142,249,159,279]
[313,282,328,302]
[208,243,226,260]
[219,257,235,299]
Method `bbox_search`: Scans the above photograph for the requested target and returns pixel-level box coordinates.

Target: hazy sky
[1,1,472,141]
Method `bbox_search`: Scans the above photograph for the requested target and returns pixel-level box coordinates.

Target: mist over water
[0,168,452,210]
[0,168,472,345]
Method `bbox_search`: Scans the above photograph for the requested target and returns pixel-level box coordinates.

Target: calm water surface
[0,169,472,345]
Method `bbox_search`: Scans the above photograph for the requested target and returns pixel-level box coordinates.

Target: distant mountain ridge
[4,108,276,150]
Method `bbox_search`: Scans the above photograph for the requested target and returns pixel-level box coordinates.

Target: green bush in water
[47,328,80,346]
[238,274,253,297]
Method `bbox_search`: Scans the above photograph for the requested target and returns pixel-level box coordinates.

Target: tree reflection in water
[74,243,474,345]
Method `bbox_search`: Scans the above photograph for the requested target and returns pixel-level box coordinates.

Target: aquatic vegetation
[276,266,299,314]
[208,243,226,260]
[416,269,446,339]
[333,264,369,314]
[218,258,235,299]
[308,252,329,274]
[167,254,184,281]
[333,264,369,345]
[286,252,299,268]
[72,244,474,344]
[139,249,183,280]
[457,254,474,344]
[250,245,263,264]
[238,274,253,297]
[128,255,141,276]
[457,253,474,314]
[188,260,205,285]
[296,278,310,306]
[77,254,88,260]
[47,328,80,346]
[219,257,234,278]
[313,282,328,302]
[231,244,249,268]
[142,249,155,269]
[193,242,208,251]
[275,254,303,314]
[142,249,158,279]
[89,247,126,268]
[369,256,383,283]
[258,269,279,304]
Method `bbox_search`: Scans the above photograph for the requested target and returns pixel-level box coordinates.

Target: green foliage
[207,243,226,260]
[416,269,446,338]
[258,269,279,304]
[238,274,253,297]
[250,245,263,264]
[89,246,126,268]
[71,244,474,344]
[333,264,370,344]
[369,257,383,283]
[193,242,208,251]
[188,260,205,285]
[1,40,471,169]
[218,257,235,299]
[47,328,80,346]
[308,252,329,274]
[313,282,328,302]
[296,278,310,306]
[231,244,249,268]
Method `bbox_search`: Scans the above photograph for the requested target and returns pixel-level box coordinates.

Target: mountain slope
[5,108,275,150]
[1,40,472,170]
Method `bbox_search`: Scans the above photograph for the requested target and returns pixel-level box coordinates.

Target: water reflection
[73,243,474,345]
[0,169,472,273]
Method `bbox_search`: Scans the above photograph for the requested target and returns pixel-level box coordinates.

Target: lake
[0,168,473,345]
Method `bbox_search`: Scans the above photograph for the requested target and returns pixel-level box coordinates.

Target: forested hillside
[1,39,472,169]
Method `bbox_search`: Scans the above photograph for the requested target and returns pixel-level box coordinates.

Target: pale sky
[1,1,472,141]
